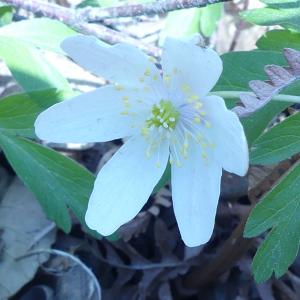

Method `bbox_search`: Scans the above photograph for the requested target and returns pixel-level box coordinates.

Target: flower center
[146,100,179,130]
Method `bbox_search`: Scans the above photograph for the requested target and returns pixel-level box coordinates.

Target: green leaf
[152,163,171,194]
[244,161,300,282]
[0,5,13,27]
[0,18,76,53]
[0,132,95,232]
[199,3,223,37]
[0,89,64,138]
[0,36,72,92]
[215,50,291,146]
[159,8,201,44]
[256,29,300,52]
[241,0,300,32]
[250,112,300,164]
[159,1,222,41]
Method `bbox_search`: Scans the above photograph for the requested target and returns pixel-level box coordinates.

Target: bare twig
[78,0,231,22]
[1,0,160,56]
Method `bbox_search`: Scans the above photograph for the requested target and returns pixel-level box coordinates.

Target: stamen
[181,83,191,94]
[164,75,171,85]
[144,68,151,76]
[114,84,124,91]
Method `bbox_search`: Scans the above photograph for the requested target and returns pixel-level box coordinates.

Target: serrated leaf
[250,112,300,164]
[0,18,76,53]
[0,132,95,232]
[0,89,64,138]
[0,36,72,93]
[244,161,300,282]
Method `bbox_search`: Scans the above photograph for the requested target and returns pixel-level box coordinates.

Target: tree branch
[2,0,161,57]
[78,0,231,22]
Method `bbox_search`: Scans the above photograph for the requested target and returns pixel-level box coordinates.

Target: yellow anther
[176,161,182,167]
[190,94,200,101]
[194,117,201,123]
[197,133,203,140]
[181,83,191,93]
[205,121,211,128]
[201,141,207,148]
[156,162,161,168]
[164,75,171,83]
[141,127,149,136]
[148,56,156,63]
[153,74,158,81]
[144,86,151,92]
[122,96,129,102]
[210,142,216,149]
[144,68,151,76]
[194,102,203,110]
[200,111,206,116]
[202,152,208,159]
[139,77,145,83]
[120,111,129,115]
[114,84,124,91]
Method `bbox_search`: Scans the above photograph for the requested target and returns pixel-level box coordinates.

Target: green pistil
[147,100,179,130]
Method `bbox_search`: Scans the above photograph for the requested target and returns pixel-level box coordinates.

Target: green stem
[210,91,300,104]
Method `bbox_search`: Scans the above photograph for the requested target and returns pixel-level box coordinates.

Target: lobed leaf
[0,132,95,232]
[0,89,64,138]
[251,112,300,164]
[245,161,300,282]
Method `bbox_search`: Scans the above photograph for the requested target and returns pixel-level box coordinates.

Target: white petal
[171,141,222,247]
[161,38,222,100]
[35,85,153,143]
[61,35,165,95]
[85,136,170,235]
[204,96,249,176]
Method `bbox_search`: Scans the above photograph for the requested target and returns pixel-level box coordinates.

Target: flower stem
[210,91,300,103]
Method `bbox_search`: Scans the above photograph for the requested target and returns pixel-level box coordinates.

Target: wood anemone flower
[35,35,248,247]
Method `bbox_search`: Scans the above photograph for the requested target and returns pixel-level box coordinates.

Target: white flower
[35,35,248,247]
